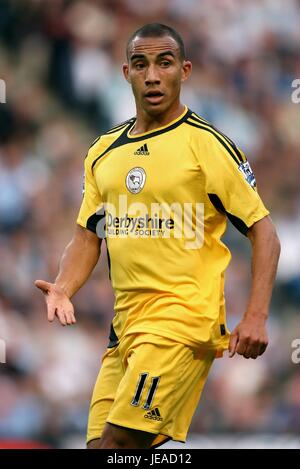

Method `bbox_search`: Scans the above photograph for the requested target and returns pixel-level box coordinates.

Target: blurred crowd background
[0,0,300,449]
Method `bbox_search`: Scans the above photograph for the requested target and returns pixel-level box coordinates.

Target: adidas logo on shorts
[144,407,163,421]
[134,144,150,155]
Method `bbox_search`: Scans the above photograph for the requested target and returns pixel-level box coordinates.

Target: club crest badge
[126,167,146,194]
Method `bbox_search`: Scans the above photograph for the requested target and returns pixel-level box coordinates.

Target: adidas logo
[134,144,150,155]
[144,407,163,421]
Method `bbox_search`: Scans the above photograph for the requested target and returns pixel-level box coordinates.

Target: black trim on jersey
[92,122,133,172]
[208,193,249,236]
[89,136,101,150]
[186,119,240,165]
[108,323,119,348]
[105,118,135,135]
[86,119,135,154]
[86,212,105,233]
[91,109,193,172]
[104,238,111,280]
[151,436,173,449]
[190,113,245,163]
[86,213,112,278]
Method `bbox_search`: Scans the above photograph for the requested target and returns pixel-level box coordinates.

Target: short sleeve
[202,135,269,235]
[76,150,103,233]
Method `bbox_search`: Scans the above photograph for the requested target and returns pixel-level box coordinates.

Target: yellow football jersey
[77,106,269,352]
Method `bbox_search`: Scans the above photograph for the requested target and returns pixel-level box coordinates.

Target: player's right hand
[34,279,76,326]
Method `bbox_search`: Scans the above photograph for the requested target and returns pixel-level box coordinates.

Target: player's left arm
[229,215,281,359]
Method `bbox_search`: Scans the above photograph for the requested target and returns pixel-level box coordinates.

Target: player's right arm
[35,225,101,326]
[35,139,104,326]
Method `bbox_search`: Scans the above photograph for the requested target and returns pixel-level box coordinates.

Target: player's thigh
[106,335,212,436]
[100,422,156,449]
[87,345,123,444]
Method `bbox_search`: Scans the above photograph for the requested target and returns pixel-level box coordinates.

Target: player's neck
[131,102,186,135]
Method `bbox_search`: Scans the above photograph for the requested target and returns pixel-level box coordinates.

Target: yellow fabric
[87,333,215,446]
[77,106,269,351]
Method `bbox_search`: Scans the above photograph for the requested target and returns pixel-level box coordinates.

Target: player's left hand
[228,315,268,359]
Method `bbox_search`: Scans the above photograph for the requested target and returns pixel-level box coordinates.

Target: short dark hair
[126,23,186,61]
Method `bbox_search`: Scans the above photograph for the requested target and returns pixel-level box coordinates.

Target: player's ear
[123,63,131,83]
[181,60,192,82]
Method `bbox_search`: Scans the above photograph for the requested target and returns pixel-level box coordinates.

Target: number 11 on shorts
[131,372,160,410]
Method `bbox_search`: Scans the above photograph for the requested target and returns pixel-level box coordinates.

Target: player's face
[123,36,192,117]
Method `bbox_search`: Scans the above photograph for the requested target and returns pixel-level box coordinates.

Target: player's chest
[95,139,204,201]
